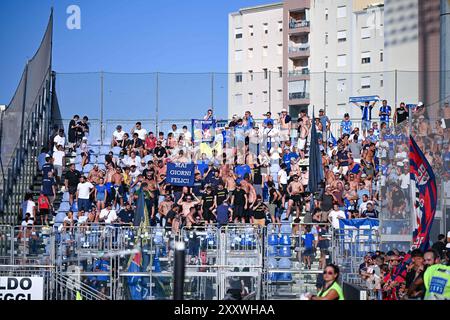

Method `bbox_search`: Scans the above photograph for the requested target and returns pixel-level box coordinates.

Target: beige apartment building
[228,3,284,119]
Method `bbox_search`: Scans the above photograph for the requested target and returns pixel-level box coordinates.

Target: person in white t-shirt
[131,122,147,141]
[328,204,346,229]
[99,203,118,224]
[53,129,65,152]
[112,125,125,147]
[76,176,94,212]
[52,144,65,184]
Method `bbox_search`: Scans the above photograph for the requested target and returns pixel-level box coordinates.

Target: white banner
[0,276,44,300]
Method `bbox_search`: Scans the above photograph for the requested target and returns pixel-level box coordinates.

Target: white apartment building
[308,0,387,120]
[229,0,420,120]
[228,3,284,119]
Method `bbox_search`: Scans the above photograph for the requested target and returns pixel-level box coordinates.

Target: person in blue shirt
[379,100,391,126]
[340,113,353,136]
[213,199,233,227]
[302,225,316,270]
[235,163,251,184]
[353,100,376,137]
[243,111,254,131]
[262,112,274,128]
[282,148,299,174]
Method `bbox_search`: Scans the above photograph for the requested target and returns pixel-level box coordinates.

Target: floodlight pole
[156,72,159,135]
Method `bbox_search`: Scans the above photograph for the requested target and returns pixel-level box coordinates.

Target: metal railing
[288,46,310,53]
[289,92,310,100]
[288,68,310,77]
[289,20,310,29]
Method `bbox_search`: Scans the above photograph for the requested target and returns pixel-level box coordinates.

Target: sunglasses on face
[323,270,334,275]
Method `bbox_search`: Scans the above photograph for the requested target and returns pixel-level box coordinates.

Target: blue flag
[328,132,337,147]
[308,110,324,212]
[127,189,151,300]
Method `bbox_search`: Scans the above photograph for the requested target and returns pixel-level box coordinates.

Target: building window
[249,70,253,81]
[235,28,243,39]
[337,54,346,67]
[361,27,370,39]
[380,50,384,62]
[263,23,268,34]
[249,25,253,36]
[337,6,346,18]
[361,76,371,89]
[263,91,268,102]
[325,56,328,69]
[235,94,242,106]
[380,75,384,87]
[278,21,283,32]
[277,43,283,55]
[361,51,371,64]
[337,79,346,93]
[262,46,268,57]
[325,8,329,20]
[235,50,242,61]
[263,68,268,79]
[277,89,282,101]
[337,30,347,42]
[325,33,328,44]
[248,93,253,104]
[235,73,242,83]
[248,48,253,58]
[278,67,283,78]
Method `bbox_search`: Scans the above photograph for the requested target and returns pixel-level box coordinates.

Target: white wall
[228,4,284,118]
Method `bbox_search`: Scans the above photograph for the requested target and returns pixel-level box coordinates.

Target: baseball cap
[319,109,324,112]
[281,108,287,112]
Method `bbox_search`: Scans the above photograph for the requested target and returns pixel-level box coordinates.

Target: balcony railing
[289,20,310,29]
[289,92,310,100]
[288,68,310,77]
[288,46,310,53]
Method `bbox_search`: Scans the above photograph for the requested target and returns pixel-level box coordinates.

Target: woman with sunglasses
[308,264,344,300]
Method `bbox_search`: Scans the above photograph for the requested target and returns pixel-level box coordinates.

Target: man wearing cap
[112,125,125,147]
[340,113,353,136]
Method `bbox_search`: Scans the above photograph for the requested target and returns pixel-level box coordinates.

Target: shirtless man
[177,193,200,217]
[297,118,309,154]
[156,160,167,183]
[158,194,173,223]
[88,164,104,185]
[241,175,257,205]
[285,175,304,220]
[224,171,237,198]
[111,167,124,207]
[279,108,292,148]
[348,173,359,191]
[417,115,430,137]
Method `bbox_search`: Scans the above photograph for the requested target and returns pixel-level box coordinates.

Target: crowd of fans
[21,99,450,233]
[14,98,450,300]
[358,233,450,300]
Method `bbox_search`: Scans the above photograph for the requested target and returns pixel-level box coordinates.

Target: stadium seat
[279,234,291,246]
[278,257,292,269]
[112,146,122,156]
[268,233,279,246]
[267,245,277,257]
[278,246,291,257]
[267,257,278,269]
[277,272,292,282]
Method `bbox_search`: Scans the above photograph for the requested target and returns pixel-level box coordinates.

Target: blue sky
[0,0,272,121]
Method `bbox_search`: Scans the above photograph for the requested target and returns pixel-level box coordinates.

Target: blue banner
[166,162,195,186]
[339,218,379,229]
[349,95,380,103]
